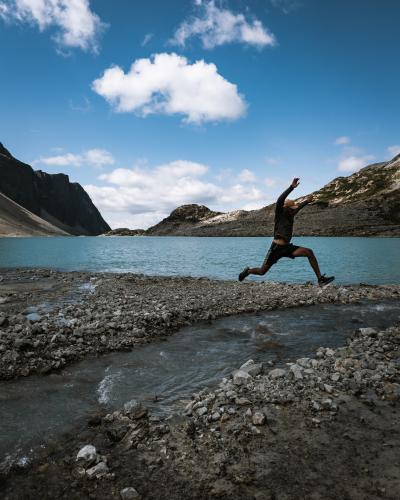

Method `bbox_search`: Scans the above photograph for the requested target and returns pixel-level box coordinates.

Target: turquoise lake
[0,236,399,284]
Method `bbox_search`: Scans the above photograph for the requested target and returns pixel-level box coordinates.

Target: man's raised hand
[291,177,300,188]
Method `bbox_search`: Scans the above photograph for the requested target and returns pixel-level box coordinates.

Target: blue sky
[1,0,399,228]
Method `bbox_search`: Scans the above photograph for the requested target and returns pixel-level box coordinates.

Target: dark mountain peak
[0,142,110,235]
[0,142,13,159]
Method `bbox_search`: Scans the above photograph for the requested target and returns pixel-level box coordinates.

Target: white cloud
[171,1,276,49]
[85,159,267,229]
[36,148,115,167]
[0,0,105,52]
[335,136,351,145]
[92,53,246,124]
[237,169,256,183]
[337,154,374,173]
[387,145,400,158]
[141,32,153,46]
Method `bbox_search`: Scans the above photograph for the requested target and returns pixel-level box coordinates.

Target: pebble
[120,487,141,499]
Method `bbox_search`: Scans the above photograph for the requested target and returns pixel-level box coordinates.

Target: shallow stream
[0,299,399,467]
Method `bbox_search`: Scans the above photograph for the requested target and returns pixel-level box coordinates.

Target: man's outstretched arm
[275,177,299,213]
[293,195,314,214]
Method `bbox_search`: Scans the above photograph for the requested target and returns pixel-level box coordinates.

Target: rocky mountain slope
[146,155,400,237]
[0,143,110,236]
[0,192,68,236]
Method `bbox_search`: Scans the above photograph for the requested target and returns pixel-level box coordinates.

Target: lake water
[0,236,399,284]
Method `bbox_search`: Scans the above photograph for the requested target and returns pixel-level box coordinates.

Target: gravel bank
[1,321,399,499]
[0,268,399,380]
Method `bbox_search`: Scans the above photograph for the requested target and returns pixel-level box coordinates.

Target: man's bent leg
[239,260,273,281]
[292,247,322,279]
[248,260,273,276]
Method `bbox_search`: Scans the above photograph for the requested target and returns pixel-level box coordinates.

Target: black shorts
[263,242,300,266]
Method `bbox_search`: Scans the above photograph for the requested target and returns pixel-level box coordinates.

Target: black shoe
[238,267,249,282]
[318,274,335,286]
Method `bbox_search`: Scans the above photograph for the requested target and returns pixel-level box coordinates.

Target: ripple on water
[1,299,399,468]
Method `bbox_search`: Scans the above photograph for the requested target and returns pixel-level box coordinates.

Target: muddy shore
[0,269,399,499]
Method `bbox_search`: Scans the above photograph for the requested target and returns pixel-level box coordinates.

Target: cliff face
[147,156,400,237]
[0,192,68,237]
[0,143,110,235]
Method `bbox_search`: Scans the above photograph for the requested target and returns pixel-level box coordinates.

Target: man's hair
[284,199,295,208]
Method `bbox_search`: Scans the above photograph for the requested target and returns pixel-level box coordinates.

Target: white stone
[359,327,377,336]
[76,445,97,464]
[120,487,141,500]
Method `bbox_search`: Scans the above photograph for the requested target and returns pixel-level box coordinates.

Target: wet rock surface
[0,268,399,381]
[0,268,399,499]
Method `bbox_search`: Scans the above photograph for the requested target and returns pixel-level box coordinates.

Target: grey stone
[86,461,109,479]
[269,368,286,379]
[252,411,266,426]
[120,487,141,499]
[233,369,252,386]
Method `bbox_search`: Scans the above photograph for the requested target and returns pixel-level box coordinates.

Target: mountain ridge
[0,142,110,236]
[143,155,400,237]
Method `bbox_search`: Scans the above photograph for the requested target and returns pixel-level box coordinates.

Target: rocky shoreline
[0,269,399,499]
[1,319,399,498]
[0,268,399,380]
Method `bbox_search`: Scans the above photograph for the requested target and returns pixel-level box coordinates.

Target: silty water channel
[0,298,399,468]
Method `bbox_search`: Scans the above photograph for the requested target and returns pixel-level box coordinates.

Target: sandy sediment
[0,268,399,380]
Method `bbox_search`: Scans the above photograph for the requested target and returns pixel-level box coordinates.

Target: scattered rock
[120,487,141,499]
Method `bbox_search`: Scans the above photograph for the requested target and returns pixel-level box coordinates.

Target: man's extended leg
[239,260,273,281]
[291,247,334,284]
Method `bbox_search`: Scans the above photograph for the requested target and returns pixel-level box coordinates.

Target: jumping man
[238,178,335,286]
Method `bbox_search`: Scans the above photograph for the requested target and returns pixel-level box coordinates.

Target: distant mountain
[146,155,400,237]
[0,143,110,236]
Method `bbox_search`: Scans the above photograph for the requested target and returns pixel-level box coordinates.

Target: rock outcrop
[0,142,110,236]
[102,228,146,236]
[146,204,222,236]
[147,156,400,237]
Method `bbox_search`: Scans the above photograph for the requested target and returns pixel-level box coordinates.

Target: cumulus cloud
[387,145,400,158]
[85,159,267,229]
[337,154,374,173]
[335,136,351,145]
[0,0,105,52]
[92,53,246,124]
[36,148,115,167]
[171,0,276,49]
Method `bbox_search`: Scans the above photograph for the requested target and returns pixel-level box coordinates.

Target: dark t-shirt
[273,186,308,242]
